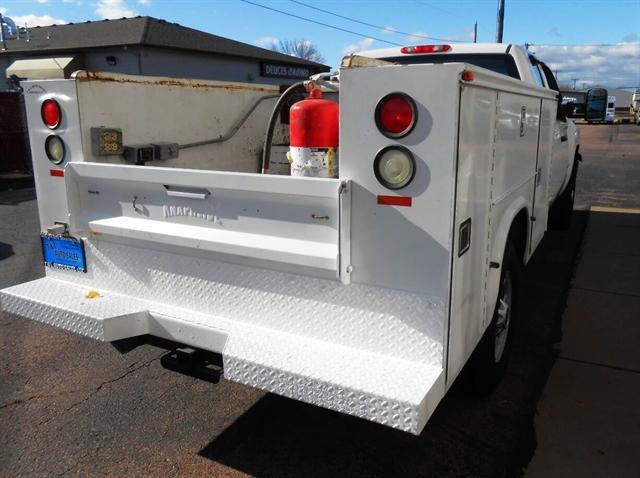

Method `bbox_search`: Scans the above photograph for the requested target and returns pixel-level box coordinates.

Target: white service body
[1,44,579,435]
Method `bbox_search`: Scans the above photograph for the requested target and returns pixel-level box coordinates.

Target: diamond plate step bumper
[1,277,445,434]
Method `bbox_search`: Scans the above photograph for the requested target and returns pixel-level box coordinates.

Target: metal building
[0,16,329,184]
[1,16,329,89]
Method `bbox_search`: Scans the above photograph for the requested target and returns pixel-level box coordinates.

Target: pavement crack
[572,286,640,299]
[0,391,73,410]
[557,356,640,374]
[63,352,165,415]
[58,450,91,477]
[32,352,165,429]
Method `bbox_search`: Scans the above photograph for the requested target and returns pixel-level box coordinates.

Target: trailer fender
[486,200,529,325]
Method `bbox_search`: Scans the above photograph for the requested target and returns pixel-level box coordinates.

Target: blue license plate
[40,234,87,272]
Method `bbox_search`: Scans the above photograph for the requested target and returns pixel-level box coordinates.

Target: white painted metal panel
[490,92,540,263]
[74,71,285,173]
[89,216,338,270]
[340,63,460,297]
[447,85,497,382]
[22,78,83,231]
[65,162,345,276]
[530,98,554,252]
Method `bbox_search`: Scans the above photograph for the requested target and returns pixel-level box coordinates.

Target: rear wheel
[549,158,578,230]
[467,240,520,394]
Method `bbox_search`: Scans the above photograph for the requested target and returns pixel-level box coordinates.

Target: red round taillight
[41,99,61,129]
[375,93,416,138]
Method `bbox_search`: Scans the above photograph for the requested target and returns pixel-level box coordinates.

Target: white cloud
[381,26,396,35]
[35,0,50,4]
[95,0,137,19]
[254,36,278,48]
[9,14,67,26]
[406,32,428,43]
[533,43,640,88]
[342,37,374,55]
[138,0,151,5]
[623,32,638,42]
[0,7,8,15]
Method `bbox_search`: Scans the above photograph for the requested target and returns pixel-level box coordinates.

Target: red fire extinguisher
[288,88,339,177]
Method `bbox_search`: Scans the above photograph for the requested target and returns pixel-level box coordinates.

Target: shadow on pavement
[0,187,36,205]
[199,212,588,478]
[0,242,14,261]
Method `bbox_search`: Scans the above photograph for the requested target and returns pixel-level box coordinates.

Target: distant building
[0,16,329,90]
[599,87,634,111]
[0,16,329,181]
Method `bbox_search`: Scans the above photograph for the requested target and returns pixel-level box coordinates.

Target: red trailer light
[400,44,451,54]
[375,93,417,138]
[41,99,62,129]
[461,70,475,82]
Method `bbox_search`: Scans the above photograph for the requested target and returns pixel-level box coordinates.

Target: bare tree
[271,39,325,63]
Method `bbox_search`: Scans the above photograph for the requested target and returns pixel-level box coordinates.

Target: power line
[238,0,402,46]
[413,0,476,25]
[531,42,640,47]
[414,0,488,35]
[289,0,460,43]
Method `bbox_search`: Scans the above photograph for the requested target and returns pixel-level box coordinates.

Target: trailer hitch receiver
[160,347,223,384]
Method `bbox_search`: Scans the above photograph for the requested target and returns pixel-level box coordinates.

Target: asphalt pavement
[0,123,638,477]
[524,123,640,478]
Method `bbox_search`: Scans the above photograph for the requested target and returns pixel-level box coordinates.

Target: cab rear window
[383,53,520,80]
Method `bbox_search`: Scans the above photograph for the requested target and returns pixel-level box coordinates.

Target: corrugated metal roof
[0,16,329,71]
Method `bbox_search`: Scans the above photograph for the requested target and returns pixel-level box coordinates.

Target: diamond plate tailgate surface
[1,239,447,434]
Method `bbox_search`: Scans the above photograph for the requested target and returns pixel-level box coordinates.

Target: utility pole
[496,0,505,43]
[474,22,478,43]
[0,13,7,52]
[571,78,578,90]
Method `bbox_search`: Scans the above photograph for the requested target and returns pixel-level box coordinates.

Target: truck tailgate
[65,162,350,278]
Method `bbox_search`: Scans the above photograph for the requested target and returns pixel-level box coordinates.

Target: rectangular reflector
[377,195,412,207]
[50,169,64,177]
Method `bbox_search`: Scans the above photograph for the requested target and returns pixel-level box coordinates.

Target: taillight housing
[41,99,61,129]
[45,135,66,164]
[374,145,416,190]
[400,44,451,54]
[375,93,417,139]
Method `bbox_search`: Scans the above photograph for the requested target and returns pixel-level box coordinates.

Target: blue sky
[1,0,639,87]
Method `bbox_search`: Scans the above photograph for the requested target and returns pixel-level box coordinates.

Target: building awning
[6,56,83,80]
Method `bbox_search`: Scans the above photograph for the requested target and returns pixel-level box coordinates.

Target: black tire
[549,159,578,230]
[466,240,521,395]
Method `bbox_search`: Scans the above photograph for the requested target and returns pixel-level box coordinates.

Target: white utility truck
[1,43,579,435]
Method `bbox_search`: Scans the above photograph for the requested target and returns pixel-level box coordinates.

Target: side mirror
[585,88,607,122]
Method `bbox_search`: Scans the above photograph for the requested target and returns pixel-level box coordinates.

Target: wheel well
[508,209,529,263]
